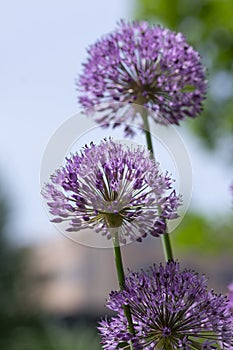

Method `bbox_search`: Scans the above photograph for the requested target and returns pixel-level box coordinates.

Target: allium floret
[77,20,207,136]
[42,139,181,244]
[99,261,233,349]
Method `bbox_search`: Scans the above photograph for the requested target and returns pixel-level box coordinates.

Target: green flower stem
[112,232,125,290]
[161,230,173,262]
[141,111,154,158]
[112,232,135,339]
[105,214,135,348]
[141,111,174,262]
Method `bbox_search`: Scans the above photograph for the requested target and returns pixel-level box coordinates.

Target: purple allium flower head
[42,139,181,244]
[77,20,207,136]
[99,261,233,349]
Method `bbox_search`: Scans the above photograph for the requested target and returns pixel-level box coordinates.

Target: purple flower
[42,139,181,244]
[226,282,233,350]
[99,261,233,349]
[77,20,207,136]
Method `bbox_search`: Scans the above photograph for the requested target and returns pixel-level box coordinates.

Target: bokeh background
[0,0,232,348]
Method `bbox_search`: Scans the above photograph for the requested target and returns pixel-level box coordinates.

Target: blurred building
[24,231,232,317]
[25,233,164,316]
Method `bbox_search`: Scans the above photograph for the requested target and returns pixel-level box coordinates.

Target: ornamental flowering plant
[77,20,207,136]
[99,262,233,349]
[42,139,181,244]
[41,19,233,350]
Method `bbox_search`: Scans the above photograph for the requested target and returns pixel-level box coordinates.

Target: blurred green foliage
[0,188,26,346]
[134,0,233,156]
[8,324,101,350]
[0,184,101,350]
[172,212,233,254]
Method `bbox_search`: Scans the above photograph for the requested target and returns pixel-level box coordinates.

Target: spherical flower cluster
[42,139,181,244]
[77,20,207,136]
[99,261,233,349]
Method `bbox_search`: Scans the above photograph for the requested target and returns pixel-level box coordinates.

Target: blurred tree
[0,181,101,349]
[0,187,19,314]
[171,212,233,292]
[0,181,33,348]
[172,212,233,254]
[9,324,101,350]
[134,0,233,159]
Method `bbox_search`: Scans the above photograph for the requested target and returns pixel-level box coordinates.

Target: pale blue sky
[0,0,232,245]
